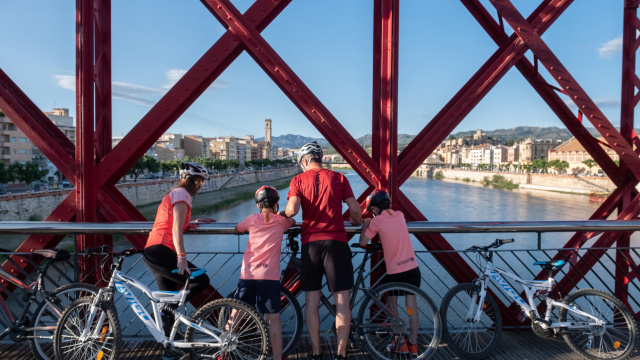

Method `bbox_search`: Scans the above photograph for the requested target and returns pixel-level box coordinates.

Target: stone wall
[423,169,615,193]
[0,167,300,221]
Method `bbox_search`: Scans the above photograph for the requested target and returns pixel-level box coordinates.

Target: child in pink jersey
[359,190,421,356]
[234,186,295,360]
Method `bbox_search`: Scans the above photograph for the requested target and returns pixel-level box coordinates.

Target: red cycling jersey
[287,168,355,245]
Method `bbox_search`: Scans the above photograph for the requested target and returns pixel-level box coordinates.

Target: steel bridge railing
[0,220,639,338]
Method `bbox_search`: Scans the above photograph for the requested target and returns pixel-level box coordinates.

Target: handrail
[0,220,639,234]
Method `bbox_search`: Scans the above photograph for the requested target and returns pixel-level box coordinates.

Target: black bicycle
[278,230,441,359]
[0,247,98,360]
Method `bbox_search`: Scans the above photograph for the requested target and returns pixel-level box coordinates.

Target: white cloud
[54,75,75,91]
[55,70,230,107]
[598,36,622,58]
[163,69,230,90]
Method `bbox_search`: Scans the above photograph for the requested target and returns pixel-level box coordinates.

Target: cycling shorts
[384,267,422,296]
[301,240,353,292]
[234,279,281,314]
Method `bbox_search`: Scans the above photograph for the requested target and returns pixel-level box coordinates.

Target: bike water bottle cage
[533,260,566,271]
[171,268,207,279]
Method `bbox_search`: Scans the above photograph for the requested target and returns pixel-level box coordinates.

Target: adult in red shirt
[280,142,362,360]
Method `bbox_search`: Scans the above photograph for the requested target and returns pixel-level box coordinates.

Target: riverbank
[418,168,615,194]
[137,176,295,220]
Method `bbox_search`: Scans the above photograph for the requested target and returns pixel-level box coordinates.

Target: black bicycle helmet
[366,190,391,212]
[255,185,280,209]
[179,161,208,180]
[297,141,323,165]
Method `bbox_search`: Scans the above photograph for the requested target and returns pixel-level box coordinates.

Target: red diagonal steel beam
[552,192,640,298]
[94,0,113,161]
[201,0,383,189]
[461,0,622,184]
[490,0,640,181]
[397,0,572,184]
[0,69,76,178]
[96,0,292,188]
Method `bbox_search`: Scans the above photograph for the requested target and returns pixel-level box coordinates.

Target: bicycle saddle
[533,259,566,271]
[33,249,71,262]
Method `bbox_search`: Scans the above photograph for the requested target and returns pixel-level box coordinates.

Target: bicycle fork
[466,281,488,323]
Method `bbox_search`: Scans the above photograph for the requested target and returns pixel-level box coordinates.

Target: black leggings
[143,244,210,302]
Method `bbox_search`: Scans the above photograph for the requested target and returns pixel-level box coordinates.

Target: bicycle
[53,246,271,360]
[278,230,442,359]
[439,238,638,360]
[0,247,98,360]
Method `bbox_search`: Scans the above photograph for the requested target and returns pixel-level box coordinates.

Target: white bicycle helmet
[297,141,323,165]
[179,161,208,180]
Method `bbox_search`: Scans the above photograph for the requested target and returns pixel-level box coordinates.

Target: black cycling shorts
[384,267,422,296]
[301,240,353,292]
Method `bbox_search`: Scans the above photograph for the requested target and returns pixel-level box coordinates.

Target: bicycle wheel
[357,282,441,360]
[184,298,270,360]
[29,283,99,360]
[559,288,637,360]
[440,283,502,359]
[53,296,121,360]
[279,285,303,356]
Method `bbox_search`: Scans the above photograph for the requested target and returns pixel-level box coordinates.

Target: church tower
[265,119,272,144]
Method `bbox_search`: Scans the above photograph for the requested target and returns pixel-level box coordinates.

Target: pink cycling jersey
[364,209,418,274]
[145,188,192,253]
[237,213,295,280]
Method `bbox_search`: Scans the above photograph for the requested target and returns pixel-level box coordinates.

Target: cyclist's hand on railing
[194,218,216,223]
[177,256,191,275]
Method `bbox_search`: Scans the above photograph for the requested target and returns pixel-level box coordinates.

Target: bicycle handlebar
[465,238,514,253]
[80,245,142,257]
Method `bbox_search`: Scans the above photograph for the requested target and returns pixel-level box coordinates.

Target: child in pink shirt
[359,190,421,356]
[234,186,295,360]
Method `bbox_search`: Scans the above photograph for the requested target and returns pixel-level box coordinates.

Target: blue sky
[0,1,625,141]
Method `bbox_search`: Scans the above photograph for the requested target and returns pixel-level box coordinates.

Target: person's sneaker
[395,341,410,354]
[407,342,418,356]
[334,355,347,360]
[309,354,322,360]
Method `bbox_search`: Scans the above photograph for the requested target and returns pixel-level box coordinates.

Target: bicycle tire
[279,285,303,356]
[357,282,441,360]
[29,282,99,360]
[53,296,121,360]
[184,298,270,360]
[227,284,303,355]
[440,283,502,359]
[559,288,637,360]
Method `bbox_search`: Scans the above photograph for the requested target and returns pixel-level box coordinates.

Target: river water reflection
[186,171,606,253]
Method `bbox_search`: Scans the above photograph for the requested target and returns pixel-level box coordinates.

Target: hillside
[262,126,631,148]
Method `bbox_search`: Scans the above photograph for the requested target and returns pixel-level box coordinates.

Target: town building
[548,137,617,175]
[518,138,559,164]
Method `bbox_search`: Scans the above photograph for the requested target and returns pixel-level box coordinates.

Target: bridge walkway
[1,332,638,359]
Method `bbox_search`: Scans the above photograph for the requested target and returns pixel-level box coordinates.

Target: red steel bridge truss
[1,0,640,317]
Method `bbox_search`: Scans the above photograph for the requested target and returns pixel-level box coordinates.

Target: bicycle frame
[0,258,66,338]
[473,260,605,330]
[85,269,224,349]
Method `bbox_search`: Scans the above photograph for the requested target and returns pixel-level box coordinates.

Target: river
[185,171,605,252]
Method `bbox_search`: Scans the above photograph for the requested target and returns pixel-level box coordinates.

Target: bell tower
[265,119,272,144]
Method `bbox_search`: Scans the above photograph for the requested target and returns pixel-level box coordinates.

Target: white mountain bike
[440,238,637,360]
[53,247,270,360]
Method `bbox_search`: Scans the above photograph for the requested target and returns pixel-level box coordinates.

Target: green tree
[20,162,48,189]
[159,160,173,177]
[0,162,12,192]
[555,160,570,174]
[503,139,515,146]
[128,155,159,182]
[447,135,456,140]
[532,158,548,173]
[582,159,597,174]
[522,164,533,173]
